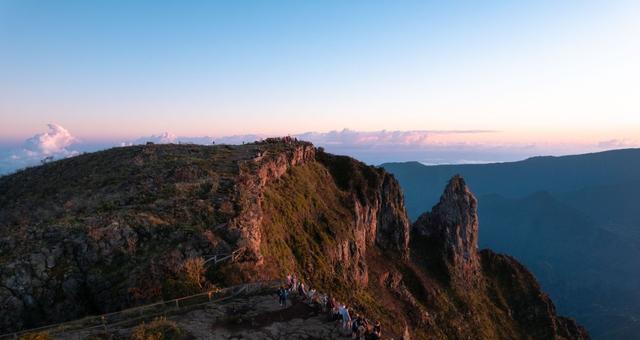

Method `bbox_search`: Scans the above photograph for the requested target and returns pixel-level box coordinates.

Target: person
[371,321,382,340]
[329,297,340,321]
[351,315,360,338]
[306,288,316,303]
[337,304,346,325]
[298,282,307,297]
[357,318,368,339]
[325,295,334,315]
[277,286,288,308]
[340,304,351,331]
[318,294,328,311]
[356,318,366,340]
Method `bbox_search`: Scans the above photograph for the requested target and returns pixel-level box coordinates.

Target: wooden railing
[203,248,245,266]
[0,280,280,340]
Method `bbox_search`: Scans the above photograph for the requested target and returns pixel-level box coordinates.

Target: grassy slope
[247,161,405,337]
[249,160,535,339]
[260,162,354,286]
[1,143,268,307]
[0,144,253,231]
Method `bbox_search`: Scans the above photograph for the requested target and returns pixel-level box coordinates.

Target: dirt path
[179,294,348,339]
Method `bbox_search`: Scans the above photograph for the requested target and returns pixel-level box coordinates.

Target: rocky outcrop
[376,173,411,258]
[480,250,589,340]
[406,174,588,339]
[412,175,480,285]
[341,169,411,286]
[379,270,433,328]
[317,152,410,259]
[252,151,411,290]
[227,140,316,263]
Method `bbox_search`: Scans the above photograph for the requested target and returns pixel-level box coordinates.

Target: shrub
[18,331,52,340]
[181,257,206,289]
[130,317,184,340]
[84,332,114,340]
[161,256,213,298]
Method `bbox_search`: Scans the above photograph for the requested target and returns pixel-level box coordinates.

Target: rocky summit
[0,139,588,339]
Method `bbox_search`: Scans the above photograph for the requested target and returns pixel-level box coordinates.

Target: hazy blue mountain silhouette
[383,148,640,221]
[383,148,640,339]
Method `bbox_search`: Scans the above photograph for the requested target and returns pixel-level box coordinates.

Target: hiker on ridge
[298,282,307,297]
[371,321,382,340]
[328,296,340,321]
[277,285,288,308]
[306,288,317,304]
[351,315,360,338]
[340,304,351,331]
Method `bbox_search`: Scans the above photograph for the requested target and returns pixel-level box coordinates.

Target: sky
[1,1,639,172]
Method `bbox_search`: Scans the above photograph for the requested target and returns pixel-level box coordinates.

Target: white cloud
[23,123,78,155]
[5,126,626,176]
[295,129,495,147]
[113,128,509,165]
[121,132,267,146]
[120,128,495,149]
[597,139,638,149]
[127,132,177,145]
[0,124,80,174]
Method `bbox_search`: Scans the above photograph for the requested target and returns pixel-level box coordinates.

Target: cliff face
[412,175,480,285]
[406,177,588,339]
[225,141,316,263]
[0,140,586,339]
[480,250,588,340]
[231,151,410,291]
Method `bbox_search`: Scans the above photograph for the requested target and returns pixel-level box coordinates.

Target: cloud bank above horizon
[0,124,82,174]
[1,124,638,175]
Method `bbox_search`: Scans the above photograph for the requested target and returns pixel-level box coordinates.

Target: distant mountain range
[383,148,640,339]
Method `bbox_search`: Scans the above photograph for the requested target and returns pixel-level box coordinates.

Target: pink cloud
[295,128,494,146]
[23,123,78,155]
[597,139,638,149]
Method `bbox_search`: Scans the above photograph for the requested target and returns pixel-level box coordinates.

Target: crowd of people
[277,273,383,340]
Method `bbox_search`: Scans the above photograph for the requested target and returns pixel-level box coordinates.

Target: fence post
[175,300,180,310]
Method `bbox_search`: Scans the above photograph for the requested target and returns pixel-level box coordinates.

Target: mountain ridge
[0,139,587,339]
[383,148,640,220]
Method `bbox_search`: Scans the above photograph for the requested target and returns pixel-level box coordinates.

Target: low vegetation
[18,331,52,340]
[181,257,206,290]
[130,317,185,340]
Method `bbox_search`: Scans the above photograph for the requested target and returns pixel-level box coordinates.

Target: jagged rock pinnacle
[412,175,480,284]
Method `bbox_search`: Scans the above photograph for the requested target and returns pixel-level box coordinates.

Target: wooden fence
[0,280,280,340]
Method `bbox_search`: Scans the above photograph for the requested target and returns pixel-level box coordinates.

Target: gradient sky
[1,0,639,145]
